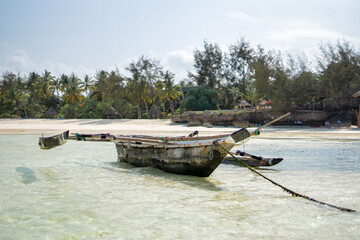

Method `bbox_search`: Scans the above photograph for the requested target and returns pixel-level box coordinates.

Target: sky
[1,0,359,82]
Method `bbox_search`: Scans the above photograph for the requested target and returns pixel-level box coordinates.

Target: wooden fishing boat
[38,113,291,176]
[42,128,250,177]
[38,130,69,149]
[113,128,250,177]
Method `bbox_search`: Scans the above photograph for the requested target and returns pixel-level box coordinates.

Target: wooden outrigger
[223,150,283,167]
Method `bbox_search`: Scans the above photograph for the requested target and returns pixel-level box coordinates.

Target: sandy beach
[0,118,359,140]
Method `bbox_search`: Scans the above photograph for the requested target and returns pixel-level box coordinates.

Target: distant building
[148,104,162,118]
[45,107,58,118]
[105,107,121,119]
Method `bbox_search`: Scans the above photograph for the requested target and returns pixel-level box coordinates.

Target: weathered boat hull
[116,142,232,177]
[115,128,250,177]
[38,130,69,150]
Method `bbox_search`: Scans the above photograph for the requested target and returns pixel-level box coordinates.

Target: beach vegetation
[181,85,218,111]
[0,38,359,119]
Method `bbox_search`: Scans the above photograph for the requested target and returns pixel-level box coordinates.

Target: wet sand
[0,119,359,140]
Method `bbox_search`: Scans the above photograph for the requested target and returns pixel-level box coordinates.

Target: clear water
[0,133,359,239]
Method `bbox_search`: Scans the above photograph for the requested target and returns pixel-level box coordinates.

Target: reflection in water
[93,161,223,192]
[16,167,38,184]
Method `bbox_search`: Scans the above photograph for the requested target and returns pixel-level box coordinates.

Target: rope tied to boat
[216,143,357,213]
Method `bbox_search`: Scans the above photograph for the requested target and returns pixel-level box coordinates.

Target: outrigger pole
[250,112,291,136]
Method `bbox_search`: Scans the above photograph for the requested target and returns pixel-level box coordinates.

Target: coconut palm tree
[157,70,182,114]
[59,74,70,92]
[0,72,27,117]
[25,72,46,116]
[41,70,55,100]
[62,74,85,104]
[81,74,95,97]
[91,70,109,101]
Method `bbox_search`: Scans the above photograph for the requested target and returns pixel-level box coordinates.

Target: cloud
[264,21,360,63]
[226,11,257,21]
[5,49,36,72]
[268,27,341,43]
[1,49,95,78]
[164,50,194,81]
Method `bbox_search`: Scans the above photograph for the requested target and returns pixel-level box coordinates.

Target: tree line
[1,38,360,119]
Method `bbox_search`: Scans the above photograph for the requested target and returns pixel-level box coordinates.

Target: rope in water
[217,143,357,213]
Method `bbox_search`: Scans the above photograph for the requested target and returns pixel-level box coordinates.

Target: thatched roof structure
[105,107,120,119]
[45,107,58,117]
[148,104,162,116]
[238,99,251,107]
[352,90,360,97]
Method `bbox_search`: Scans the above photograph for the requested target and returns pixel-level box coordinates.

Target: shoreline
[1,119,360,140]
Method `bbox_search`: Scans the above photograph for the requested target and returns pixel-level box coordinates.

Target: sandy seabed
[0,118,359,140]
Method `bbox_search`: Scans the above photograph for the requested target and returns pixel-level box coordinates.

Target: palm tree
[41,70,55,100]
[52,78,62,98]
[62,74,85,104]
[92,70,109,101]
[81,74,94,97]
[26,72,46,116]
[0,72,27,117]
[157,70,182,114]
[59,74,70,92]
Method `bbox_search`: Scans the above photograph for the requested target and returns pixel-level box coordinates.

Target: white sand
[0,119,234,136]
[0,119,359,140]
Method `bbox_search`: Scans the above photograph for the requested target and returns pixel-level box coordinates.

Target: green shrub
[181,85,218,111]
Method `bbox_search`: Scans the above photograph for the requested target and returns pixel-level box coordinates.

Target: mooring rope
[217,143,357,213]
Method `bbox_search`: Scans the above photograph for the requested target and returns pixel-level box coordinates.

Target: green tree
[156,70,183,114]
[126,56,163,118]
[62,74,84,104]
[92,70,109,101]
[189,40,223,88]
[250,46,272,100]
[81,74,95,97]
[25,72,46,117]
[181,85,218,111]
[269,56,292,112]
[40,70,56,108]
[0,72,26,117]
[287,55,318,108]
[224,37,253,93]
[317,39,360,104]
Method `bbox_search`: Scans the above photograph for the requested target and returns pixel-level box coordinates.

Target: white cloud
[226,11,257,21]
[268,27,341,43]
[164,50,194,81]
[6,49,36,72]
[264,21,359,64]
[1,49,95,79]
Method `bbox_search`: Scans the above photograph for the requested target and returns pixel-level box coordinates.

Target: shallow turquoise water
[0,132,359,239]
